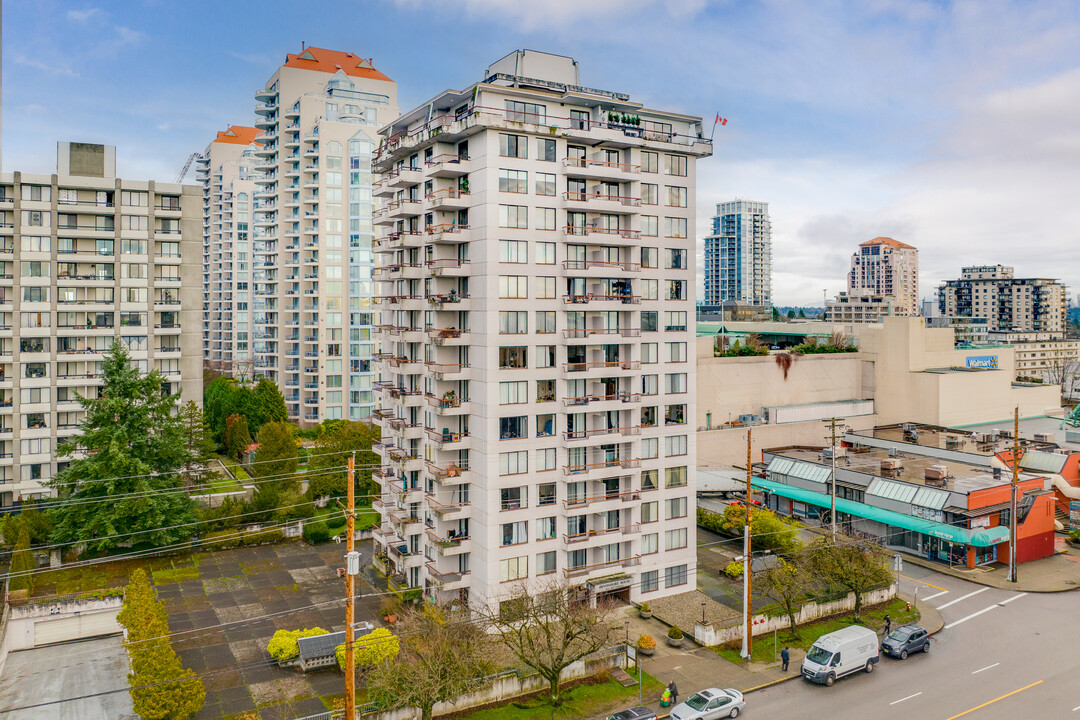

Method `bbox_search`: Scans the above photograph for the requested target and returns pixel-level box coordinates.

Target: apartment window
[666,528,688,550]
[537,550,557,575]
[641,183,658,205]
[664,155,687,176]
[642,151,659,173]
[568,548,587,570]
[535,207,556,231]
[505,100,546,124]
[666,281,686,302]
[499,169,528,193]
[642,374,658,396]
[21,236,50,252]
[537,516,556,541]
[20,438,49,455]
[642,279,658,301]
[536,345,555,368]
[536,448,557,472]
[641,469,658,491]
[22,287,48,303]
[499,133,528,158]
[499,556,528,582]
[21,388,49,403]
[666,186,687,207]
[499,205,528,229]
[665,311,687,332]
[666,466,688,489]
[665,564,688,588]
[21,185,51,202]
[641,216,659,237]
[20,312,49,328]
[536,137,557,162]
[499,380,528,405]
[20,338,48,353]
[122,215,149,231]
[665,404,686,426]
[665,497,687,520]
[664,217,688,238]
[499,311,528,334]
[500,416,527,440]
[538,482,557,505]
[499,346,528,369]
[499,451,528,476]
[641,406,657,427]
[535,172,556,196]
[641,437,658,459]
[501,521,528,546]
[536,413,554,437]
[535,276,556,299]
[641,311,658,332]
[21,210,49,227]
[641,569,659,591]
[641,501,658,524]
[499,275,528,298]
[21,261,49,277]
[499,239,528,264]
[665,373,687,394]
[666,342,687,362]
[122,239,147,255]
[641,247,658,268]
[641,343,659,364]
[536,311,556,334]
[536,242,556,265]
[25,412,47,429]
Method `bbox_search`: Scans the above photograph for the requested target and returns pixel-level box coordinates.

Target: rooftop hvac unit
[823,447,847,460]
[880,458,902,471]
[930,464,949,477]
[974,432,994,444]
[923,474,947,488]
[924,467,948,482]
[1034,432,1055,443]
[902,423,917,433]
[889,447,899,457]
[945,435,962,448]
[738,414,759,424]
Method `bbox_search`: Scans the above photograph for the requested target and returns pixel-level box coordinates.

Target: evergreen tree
[202,376,237,446]
[47,342,197,553]
[253,378,288,429]
[252,422,299,514]
[178,401,217,487]
[223,414,251,462]
[7,525,34,595]
[787,309,796,319]
[307,421,380,501]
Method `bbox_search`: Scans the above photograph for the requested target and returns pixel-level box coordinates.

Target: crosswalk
[902,572,1029,631]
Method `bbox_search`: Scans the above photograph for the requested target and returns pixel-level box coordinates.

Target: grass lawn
[201,474,244,494]
[312,504,379,531]
[452,669,663,720]
[714,597,919,664]
[218,455,252,482]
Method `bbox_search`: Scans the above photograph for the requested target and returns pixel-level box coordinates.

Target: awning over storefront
[752,477,1010,547]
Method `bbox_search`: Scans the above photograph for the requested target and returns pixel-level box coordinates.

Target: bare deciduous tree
[480,581,616,705]
[756,555,813,638]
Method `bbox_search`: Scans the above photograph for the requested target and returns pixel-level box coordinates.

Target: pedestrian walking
[781,646,790,671]
[668,680,679,706]
[883,614,892,635]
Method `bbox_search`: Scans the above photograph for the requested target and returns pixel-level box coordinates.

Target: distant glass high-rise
[703,199,771,307]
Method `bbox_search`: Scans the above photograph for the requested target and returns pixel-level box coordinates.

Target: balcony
[562,156,640,181]
[425,563,471,591]
[563,489,644,510]
[425,494,471,518]
[425,428,469,448]
[562,259,641,274]
[563,327,641,339]
[425,258,471,276]
[564,224,640,243]
[425,153,471,177]
[425,223,471,243]
[424,394,470,415]
[562,191,640,214]
[385,166,423,188]
[562,293,640,306]
[563,425,640,441]
[424,528,469,549]
[425,361,469,379]
[427,327,468,345]
[426,188,470,209]
[387,197,423,219]
[426,292,469,309]
[562,360,641,374]
[563,457,641,476]
[563,392,641,408]
[426,461,469,482]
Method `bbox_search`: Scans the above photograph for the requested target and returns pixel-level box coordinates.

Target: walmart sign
[966,355,999,370]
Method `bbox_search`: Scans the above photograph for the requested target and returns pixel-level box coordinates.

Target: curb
[901,550,1079,594]
[745,672,802,693]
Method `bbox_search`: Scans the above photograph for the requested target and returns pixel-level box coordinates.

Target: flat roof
[960,415,1080,453]
[776,446,1040,494]
[856,423,1059,457]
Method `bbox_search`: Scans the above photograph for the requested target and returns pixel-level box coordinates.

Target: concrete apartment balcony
[425,292,470,311]
[562,156,641,182]
[562,191,640,215]
[425,258,471,277]
[562,457,641,480]
[424,393,470,416]
[424,563,471,592]
[387,197,423,220]
[562,327,641,340]
[563,224,641,244]
[385,166,423,188]
[425,188,471,210]
[562,259,642,275]
[425,153,471,178]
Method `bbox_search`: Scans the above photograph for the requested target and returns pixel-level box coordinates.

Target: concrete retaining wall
[694,584,896,646]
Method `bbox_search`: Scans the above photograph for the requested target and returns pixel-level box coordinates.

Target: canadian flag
[715,113,728,126]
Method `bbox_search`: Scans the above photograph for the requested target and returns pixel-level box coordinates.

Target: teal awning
[752,477,1010,547]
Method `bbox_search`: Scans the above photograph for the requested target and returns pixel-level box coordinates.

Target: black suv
[882,624,930,659]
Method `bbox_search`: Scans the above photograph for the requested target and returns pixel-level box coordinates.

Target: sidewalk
[899,537,1080,592]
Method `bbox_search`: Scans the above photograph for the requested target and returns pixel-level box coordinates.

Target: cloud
[229,51,273,66]
[387,0,710,30]
[66,7,103,22]
[156,123,171,131]
[11,53,77,77]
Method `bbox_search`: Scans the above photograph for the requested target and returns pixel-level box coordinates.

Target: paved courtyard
[156,539,385,720]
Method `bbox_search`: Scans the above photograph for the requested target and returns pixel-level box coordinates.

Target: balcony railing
[562,191,641,206]
[563,259,641,272]
[562,360,640,373]
[563,457,641,475]
[563,393,640,407]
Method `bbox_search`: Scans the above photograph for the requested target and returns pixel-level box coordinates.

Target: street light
[701,601,707,625]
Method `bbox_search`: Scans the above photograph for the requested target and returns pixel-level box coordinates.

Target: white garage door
[34,612,120,647]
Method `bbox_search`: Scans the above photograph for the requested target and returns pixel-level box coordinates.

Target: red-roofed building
[826,236,920,323]
[282,47,393,82]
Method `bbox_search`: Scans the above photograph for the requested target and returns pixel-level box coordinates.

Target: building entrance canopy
[752,477,1010,547]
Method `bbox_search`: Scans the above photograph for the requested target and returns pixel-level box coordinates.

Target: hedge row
[202,528,284,549]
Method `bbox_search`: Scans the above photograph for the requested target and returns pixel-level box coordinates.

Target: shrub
[336,627,399,669]
[638,601,651,613]
[203,527,285,549]
[1069,529,1080,544]
[326,514,347,530]
[303,521,331,544]
[637,634,656,650]
[243,528,284,546]
[667,626,684,640]
[379,596,402,619]
[724,560,745,579]
[266,628,329,662]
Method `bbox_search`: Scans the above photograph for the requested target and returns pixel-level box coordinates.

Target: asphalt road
[745,564,1080,719]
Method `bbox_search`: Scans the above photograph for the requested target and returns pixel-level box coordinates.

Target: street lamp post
[701,601,707,625]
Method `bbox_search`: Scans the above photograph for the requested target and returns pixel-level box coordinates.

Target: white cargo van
[801,625,879,686]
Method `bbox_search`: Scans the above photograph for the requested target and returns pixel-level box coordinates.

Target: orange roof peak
[213,125,261,146]
[860,236,916,250]
[283,46,392,82]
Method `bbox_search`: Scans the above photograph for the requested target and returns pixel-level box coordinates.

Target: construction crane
[175,152,200,183]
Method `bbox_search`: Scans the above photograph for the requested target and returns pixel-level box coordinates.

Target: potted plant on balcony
[667,625,684,648]
[638,601,652,619]
[380,596,401,625]
[637,634,656,656]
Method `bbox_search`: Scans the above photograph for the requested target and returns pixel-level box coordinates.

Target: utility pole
[344,453,357,720]
[825,418,844,542]
[741,429,753,660]
[1008,408,1020,583]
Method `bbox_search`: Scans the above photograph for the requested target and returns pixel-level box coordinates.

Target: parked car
[669,688,745,719]
[882,623,930,659]
[801,625,879,686]
[607,707,657,720]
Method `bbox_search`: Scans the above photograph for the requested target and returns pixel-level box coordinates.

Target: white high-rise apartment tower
[245,47,398,424]
[826,237,919,323]
[200,126,261,375]
[703,199,771,307]
[371,50,712,612]
[0,142,202,505]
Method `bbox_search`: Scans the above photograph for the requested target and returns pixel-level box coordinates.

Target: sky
[4,0,1080,305]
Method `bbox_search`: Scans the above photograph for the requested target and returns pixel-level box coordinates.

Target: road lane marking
[998,592,1028,605]
[922,590,949,602]
[945,604,998,628]
[943,681,1043,720]
[937,587,989,610]
[890,692,922,705]
[972,663,999,674]
[1072,705,1080,712]
[899,573,947,592]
